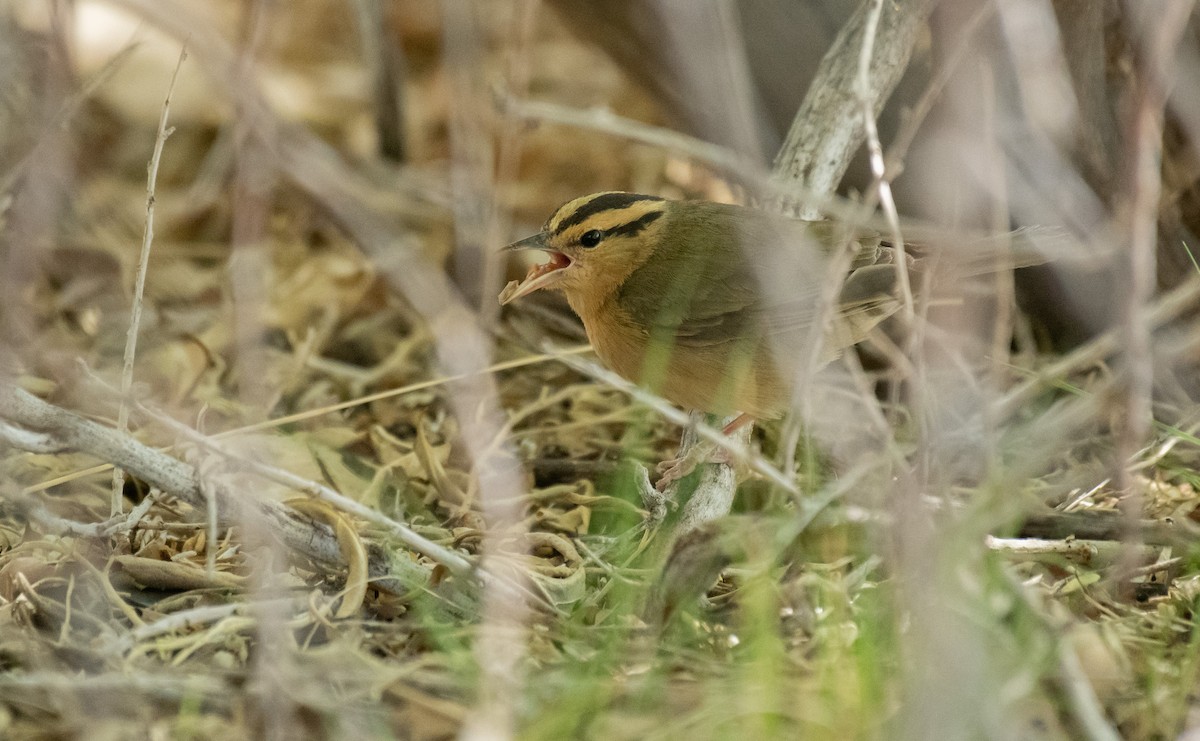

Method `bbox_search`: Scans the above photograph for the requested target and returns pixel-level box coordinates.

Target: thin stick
[91,377,477,576]
[504,95,1019,249]
[0,381,432,593]
[22,346,593,496]
[857,0,914,324]
[1114,1,1194,502]
[545,345,798,496]
[108,598,299,655]
[111,45,187,516]
[884,2,997,175]
[480,0,538,327]
[994,273,1200,420]
[770,0,937,216]
[499,95,770,189]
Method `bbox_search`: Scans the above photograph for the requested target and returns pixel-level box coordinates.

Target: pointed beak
[502,232,549,253]
[498,231,572,305]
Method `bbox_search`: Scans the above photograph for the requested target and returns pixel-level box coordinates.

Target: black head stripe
[603,209,663,239]
[553,193,664,234]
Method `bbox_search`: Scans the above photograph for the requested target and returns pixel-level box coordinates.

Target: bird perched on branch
[499,191,906,436]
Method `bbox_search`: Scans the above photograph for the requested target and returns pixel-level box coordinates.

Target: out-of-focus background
[1,1,1200,739]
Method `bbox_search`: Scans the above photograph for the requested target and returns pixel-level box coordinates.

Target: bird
[498,192,906,436]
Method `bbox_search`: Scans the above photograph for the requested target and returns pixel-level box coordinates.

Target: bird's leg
[721,412,754,436]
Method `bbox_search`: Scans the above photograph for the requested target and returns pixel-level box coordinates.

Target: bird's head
[499,192,669,305]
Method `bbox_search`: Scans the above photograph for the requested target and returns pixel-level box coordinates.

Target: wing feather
[615,202,895,350]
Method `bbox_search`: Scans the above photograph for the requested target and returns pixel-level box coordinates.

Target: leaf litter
[0,2,1198,740]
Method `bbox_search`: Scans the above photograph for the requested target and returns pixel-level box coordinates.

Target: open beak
[498,232,572,305]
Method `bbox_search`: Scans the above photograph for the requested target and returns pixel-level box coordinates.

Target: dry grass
[0,1,1199,739]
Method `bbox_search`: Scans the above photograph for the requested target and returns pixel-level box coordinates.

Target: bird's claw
[654,442,735,491]
[655,456,698,491]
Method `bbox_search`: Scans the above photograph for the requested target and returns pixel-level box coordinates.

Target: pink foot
[655,442,736,491]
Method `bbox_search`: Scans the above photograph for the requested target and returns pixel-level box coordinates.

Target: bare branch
[771,0,938,215]
[112,44,187,516]
[1113,2,1195,500]
[857,0,914,324]
[0,381,436,593]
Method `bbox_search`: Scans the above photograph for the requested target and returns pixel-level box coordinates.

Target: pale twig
[884,2,997,175]
[85,375,476,577]
[88,372,552,614]
[1114,2,1194,505]
[778,239,862,475]
[107,598,299,655]
[4,486,161,539]
[21,347,592,497]
[999,568,1123,741]
[994,275,1200,419]
[0,44,139,195]
[503,95,915,241]
[504,94,1092,263]
[112,44,187,517]
[479,0,539,328]
[226,0,275,419]
[771,0,930,367]
[985,535,1113,565]
[498,95,771,189]
[446,8,545,740]
[770,0,937,216]
[857,0,913,324]
[1055,640,1123,741]
[670,419,746,536]
[6,496,109,538]
[199,462,219,576]
[0,421,60,452]
[0,671,227,700]
[443,0,497,311]
[108,488,161,535]
[0,381,431,593]
[544,344,798,496]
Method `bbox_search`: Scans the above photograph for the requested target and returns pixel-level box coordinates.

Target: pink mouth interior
[523,251,570,283]
[500,251,572,305]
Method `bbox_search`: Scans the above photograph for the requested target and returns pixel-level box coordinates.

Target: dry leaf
[112,555,244,592]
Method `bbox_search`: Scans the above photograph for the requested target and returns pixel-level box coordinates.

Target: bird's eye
[580,229,603,248]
